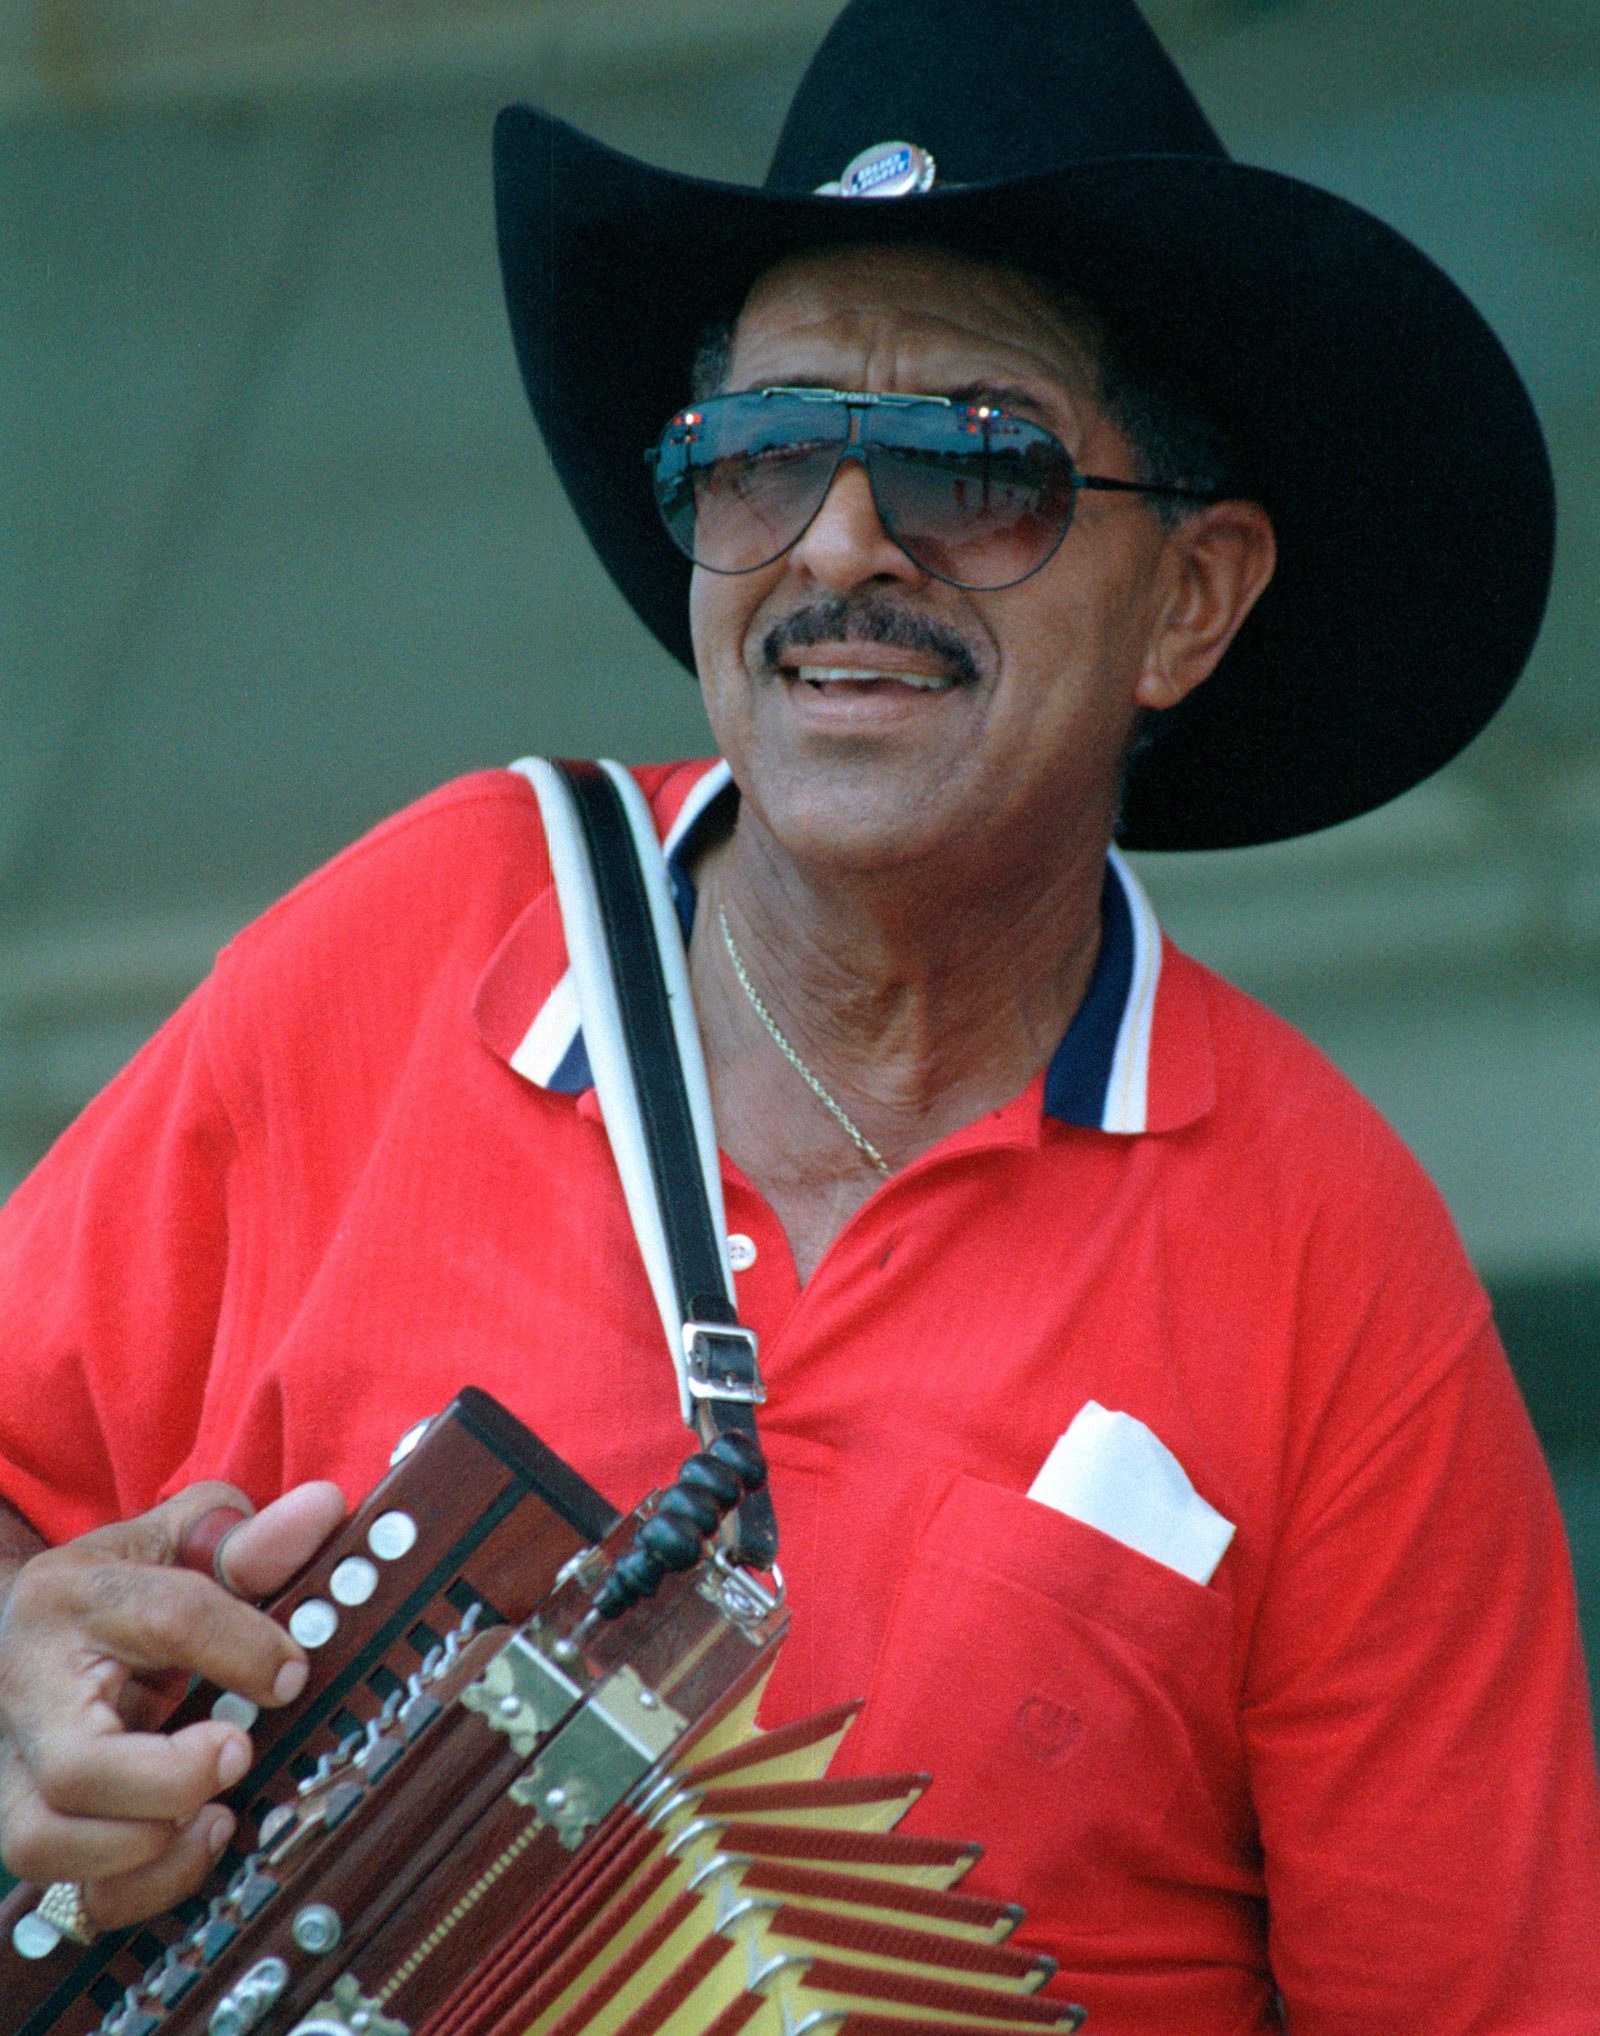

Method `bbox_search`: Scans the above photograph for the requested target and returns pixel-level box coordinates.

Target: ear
[1135,500,1277,711]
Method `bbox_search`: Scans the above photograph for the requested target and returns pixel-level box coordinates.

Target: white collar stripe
[1101,846,1162,1134]
[509,966,582,1086]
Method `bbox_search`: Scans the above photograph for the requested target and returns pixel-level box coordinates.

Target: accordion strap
[514,756,777,1570]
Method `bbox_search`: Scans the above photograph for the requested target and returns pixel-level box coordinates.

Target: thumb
[215,1483,347,1601]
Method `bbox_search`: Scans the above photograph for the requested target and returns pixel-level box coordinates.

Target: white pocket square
[1027,1400,1235,1585]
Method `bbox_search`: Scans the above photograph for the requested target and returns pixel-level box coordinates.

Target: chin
[755,770,973,876]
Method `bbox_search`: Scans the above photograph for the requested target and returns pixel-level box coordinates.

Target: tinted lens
[864,407,1079,589]
[653,394,849,572]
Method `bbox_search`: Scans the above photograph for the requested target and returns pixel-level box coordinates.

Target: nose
[786,452,927,592]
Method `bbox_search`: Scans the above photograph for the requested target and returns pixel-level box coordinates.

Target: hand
[0,1479,346,1931]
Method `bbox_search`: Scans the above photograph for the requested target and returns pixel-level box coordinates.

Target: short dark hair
[689,317,738,403]
[1094,327,1246,526]
[687,286,1247,527]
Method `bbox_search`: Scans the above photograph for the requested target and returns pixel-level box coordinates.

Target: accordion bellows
[0,1392,1084,2036]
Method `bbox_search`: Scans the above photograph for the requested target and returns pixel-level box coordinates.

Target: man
[0,1,1596,2030]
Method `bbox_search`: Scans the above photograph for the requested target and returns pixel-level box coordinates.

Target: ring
[36,1879,97,1945]
[177,1505,250,1591]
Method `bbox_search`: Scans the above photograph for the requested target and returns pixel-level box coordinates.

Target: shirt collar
[1046,845,1164,1133]
[474,758,1210,1136]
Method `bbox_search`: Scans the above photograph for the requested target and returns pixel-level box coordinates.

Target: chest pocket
[831,1469,1244,1944]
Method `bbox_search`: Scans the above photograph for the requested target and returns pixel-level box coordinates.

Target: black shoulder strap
[538,759,777,1569]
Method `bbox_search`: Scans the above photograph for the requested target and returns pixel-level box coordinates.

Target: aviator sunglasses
[646,386,1220,592]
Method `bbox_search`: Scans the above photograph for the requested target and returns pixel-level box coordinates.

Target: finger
[0,1781,203,1887]
[24,1715,252,1826]
[0,1487,264,1717]
[50,1565,307,1712]
[217,1482,346,1602]
[82,1804,236,1933]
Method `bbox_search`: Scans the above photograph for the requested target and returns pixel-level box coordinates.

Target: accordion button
[10,1911,62,1959]
[368,1510,419,1561]
[329,1557,379,1606]
[288,1599,339,1649]
[211,1691,260,1730]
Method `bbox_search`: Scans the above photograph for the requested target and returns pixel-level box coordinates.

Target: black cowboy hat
[492,0,1553,851]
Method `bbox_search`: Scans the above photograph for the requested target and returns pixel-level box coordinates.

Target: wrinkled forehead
[726,242,1107,402]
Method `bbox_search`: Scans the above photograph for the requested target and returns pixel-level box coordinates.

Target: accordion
[1,1391,1084,2036]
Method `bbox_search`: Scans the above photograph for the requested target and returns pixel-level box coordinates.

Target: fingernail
[204,1806,235,1857]
[273,1658,308,1704]
[216,1735,251,1788]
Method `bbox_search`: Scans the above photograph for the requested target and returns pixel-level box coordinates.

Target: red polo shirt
[1,761,1596,2033]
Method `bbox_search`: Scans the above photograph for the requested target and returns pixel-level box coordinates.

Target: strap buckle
[681,1322,765,1404]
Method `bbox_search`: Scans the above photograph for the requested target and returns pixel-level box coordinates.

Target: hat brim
[494,109,1553,851]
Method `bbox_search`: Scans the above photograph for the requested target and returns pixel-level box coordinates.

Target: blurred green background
[1,0,1597,1719]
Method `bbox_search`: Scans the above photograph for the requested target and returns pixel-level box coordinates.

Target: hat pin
[815,140,937,199]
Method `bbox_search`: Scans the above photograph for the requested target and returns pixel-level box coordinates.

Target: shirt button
[728,1232,757,1272]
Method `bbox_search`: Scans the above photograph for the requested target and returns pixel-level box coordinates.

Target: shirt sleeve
[0,980,240,1543]
[1244,1308,1600,2032]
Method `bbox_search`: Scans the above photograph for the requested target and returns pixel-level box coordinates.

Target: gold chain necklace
[717,905,893,1177]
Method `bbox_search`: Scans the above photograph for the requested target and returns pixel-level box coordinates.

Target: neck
[690,804,1110,1174]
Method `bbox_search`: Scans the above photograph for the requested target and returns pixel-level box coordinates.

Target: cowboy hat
[492,0,1552,850]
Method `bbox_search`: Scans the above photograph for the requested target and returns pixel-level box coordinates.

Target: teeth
[793,665,952,690]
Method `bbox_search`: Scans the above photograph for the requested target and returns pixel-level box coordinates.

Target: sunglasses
[646,386,1218,592]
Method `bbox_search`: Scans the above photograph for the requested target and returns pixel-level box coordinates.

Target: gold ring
[36,1879,96,1946]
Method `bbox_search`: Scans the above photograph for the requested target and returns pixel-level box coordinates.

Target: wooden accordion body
[0,1392,1083,2036]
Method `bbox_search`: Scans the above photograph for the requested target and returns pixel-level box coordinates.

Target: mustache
[760,597,982,690]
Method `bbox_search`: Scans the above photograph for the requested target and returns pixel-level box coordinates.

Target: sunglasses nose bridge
[809,398,876,515]
[792,398,868,506]
[830,403,919,555]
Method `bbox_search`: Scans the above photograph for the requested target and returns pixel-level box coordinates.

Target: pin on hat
[814,140,938,198]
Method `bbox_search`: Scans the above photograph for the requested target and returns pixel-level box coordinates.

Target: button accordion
[0,1391,1083,2036]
